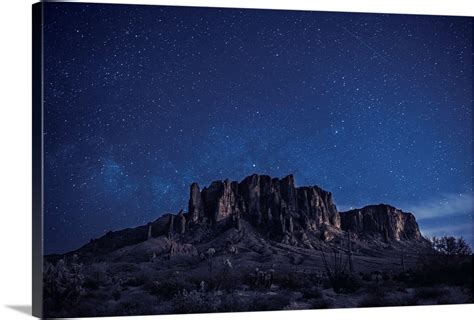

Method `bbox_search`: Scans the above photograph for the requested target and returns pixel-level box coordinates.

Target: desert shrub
[67,297,117,318]
[83,263,109,290]
[301,286,323,299]
[359,293,390,308]
[143,280,173,298]
[331,273,361,293]
[171,290,220,314]
[215,258,236,292]
[309,298,333,309]
[434,292,470,305]
[112,288,121,301]
[43,255,85,315]
[411,236,473,288]
[143,276,197,300]
[360,272,372,282]
[121,276,146,287]
[414,287,449,300]
[358,281,395,308]
[242,270,258,287]
[382,271,391,282]
[431,236,472,256]
[107,262,140,274]
[115,292,157,316]
[412,253,472,287]
[304,270,325,287]
[275,271,306,290]
[252,292,292,311]
[320,249,361,293]
[392,271,410,282]
[218,292,249,312]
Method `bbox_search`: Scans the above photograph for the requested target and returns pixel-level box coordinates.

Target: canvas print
[32,1,473,318]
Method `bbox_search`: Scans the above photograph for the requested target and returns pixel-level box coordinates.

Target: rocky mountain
[186,174,423,244]
[340,204,422,241]
[188,174,341,243]
[66,174,425,260]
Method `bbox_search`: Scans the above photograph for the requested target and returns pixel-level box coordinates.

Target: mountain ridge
[52,173,426,259]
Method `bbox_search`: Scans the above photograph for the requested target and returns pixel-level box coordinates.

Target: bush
[309,298,332,309]
[275,271,306,290]
[320,249,361,293]
[414,287,449,300]
[412,254,472,287]
[252,293,292,311]
[431,236,472,256]
[114,292,158,316]
[121,276,148,287]
[112,289,121,301]
[171,290,220,314]
[43,255,85,316]
[330,273,361,293]
[108,262,141,274]
[301,286,323,299]
[143,276,197,300]
[218,292,249,312]
[83,263,109,290]
[360,272,372,282]
[359,293,390,308]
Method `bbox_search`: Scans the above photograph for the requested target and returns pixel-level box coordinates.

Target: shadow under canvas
[5,305,32,316]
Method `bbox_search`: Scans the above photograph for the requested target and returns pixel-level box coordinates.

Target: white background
[0,0,472,319]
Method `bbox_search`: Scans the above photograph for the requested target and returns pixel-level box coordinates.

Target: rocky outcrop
[186,175,424,245]
[177,210,186,234]
[188,183,202,223]
[188,174,341,241]
[340,204,422,241]
[201,179,243,223]
[69,174,426,260]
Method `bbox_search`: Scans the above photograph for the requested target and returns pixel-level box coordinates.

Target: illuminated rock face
[189,174,422,242]
[340,204,422,241]
[188,174,341,238]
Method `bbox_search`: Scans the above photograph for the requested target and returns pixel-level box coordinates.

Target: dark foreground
[43,226,473,317]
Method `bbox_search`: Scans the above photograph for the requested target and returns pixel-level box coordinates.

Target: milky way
[42,3,472,254]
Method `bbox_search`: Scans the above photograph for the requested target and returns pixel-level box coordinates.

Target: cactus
[320,248,359,293]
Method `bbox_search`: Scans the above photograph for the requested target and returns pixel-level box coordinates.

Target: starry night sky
[42,3,472,254]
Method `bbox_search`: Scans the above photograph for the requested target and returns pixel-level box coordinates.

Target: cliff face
[69,174,425,259]
[340,204,422,241]
[188,174,340,237]
[188,174,424,243]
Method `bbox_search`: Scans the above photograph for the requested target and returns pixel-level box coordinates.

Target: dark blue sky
[43,3,472,254]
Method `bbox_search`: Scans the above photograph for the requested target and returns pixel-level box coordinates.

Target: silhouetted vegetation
[43,255,85,315]
[431,236,472,256]
[411,236,473,287]
[43,235,473,317]
[320,249,361,293]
